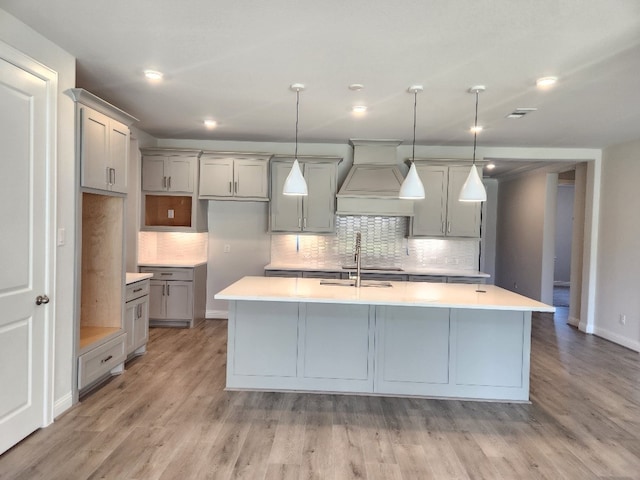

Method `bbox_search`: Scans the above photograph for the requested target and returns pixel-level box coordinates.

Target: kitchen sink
[319,279,393,288]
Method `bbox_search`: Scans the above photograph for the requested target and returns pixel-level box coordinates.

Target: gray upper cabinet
[270,155,342,234]
[68,89,137,194]
[141,149,199,193]
[411,163,481,238]
[199,152,270,200]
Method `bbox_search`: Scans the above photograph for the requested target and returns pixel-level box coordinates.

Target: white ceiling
[3,0,640,150]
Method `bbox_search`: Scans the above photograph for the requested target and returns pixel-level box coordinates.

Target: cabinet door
[270,161,303,232]
[199,157,234,197]
[124,300,136,354]
[302,162,336,233]
[80,106,110,191]
[446,166,481,237]
[109,119,129,193]
[412,165,447,236]
[148,280,166,319]
[234,159,268,199]
[165,281,193,320]
[142,156,167,191]
[133,296,149,350]
[167,156,195,193]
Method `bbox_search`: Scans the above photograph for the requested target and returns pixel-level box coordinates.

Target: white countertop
[264,262,490,278]
[138,260,207,268]
[126,272,153,284]
[215,276,554,312]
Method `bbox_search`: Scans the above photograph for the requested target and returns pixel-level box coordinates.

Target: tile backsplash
[138,232,208,264]
[271,216,479,270]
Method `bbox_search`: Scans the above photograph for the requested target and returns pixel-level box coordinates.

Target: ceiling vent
[506,107,537,119]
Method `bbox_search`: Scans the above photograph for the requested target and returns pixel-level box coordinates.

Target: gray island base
[214,276,555,402]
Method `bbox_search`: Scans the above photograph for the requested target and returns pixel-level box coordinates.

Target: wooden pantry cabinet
[68,89,137,396]
[199,152,271,200]
[410,163,481,238]
[269,155,342,233]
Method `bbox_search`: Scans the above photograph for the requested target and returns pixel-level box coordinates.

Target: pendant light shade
[459,86,487,202]
[283,84,308,196]
[399,85,425,199]
[283,158,307,196]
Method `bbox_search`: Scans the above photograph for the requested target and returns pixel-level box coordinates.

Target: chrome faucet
[353,232,362,287]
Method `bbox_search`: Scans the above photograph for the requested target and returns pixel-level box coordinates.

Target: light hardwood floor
[1,309,639,479]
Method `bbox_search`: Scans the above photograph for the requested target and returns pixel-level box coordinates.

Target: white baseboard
[53,391,73,418]
[592,327,640,353]
[206,309,228,320]
[568,316,580,327]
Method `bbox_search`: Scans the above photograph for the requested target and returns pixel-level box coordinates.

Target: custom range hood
[336,139,415,216]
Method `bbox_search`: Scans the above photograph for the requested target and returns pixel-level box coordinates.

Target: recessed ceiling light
[352,105,367,114]
[536,76,557,88]
[144,70,163,81]
[470,125,483,133]
[349,83,364,91]
[204,119,217,129]
[485,163,496,170]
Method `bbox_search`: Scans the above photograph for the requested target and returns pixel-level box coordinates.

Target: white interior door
[0,53,51,454]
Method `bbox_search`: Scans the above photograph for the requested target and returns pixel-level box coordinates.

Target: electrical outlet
[167,209,174,219]
[223,244,231,253]
[619,314,626,325]
[513,282,518,290]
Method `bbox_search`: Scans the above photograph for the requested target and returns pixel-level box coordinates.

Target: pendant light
[459,85,487,202]
[283,83,308,196]
[399,85,426,199]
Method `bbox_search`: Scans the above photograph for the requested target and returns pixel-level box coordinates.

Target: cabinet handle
[442,221,446,233]
[106,166,111,185]
[234,181,238,193]
[229,181,232,193]
[133,287,143,293]
[111,168,116,185]
[303,218,307,229]
[447,221,451,234]
[167,284,170,296]
[137,303,142,318]
[298,218,302,228]
[160,273,173,276]
[101,355,113,364]
[162,285,165,296]
[163,176,167,189]
[168,176,171,190]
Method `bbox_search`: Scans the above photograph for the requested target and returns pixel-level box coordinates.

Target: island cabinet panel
[452,309,527,389]
[301,304,372,381]
[375,306,450,395]
[231,301,298,378]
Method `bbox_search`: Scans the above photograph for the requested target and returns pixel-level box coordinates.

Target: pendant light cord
[412,91,417,162]
[295,89,300,159]
[472,90,479,166]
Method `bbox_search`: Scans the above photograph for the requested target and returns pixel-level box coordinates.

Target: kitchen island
[215,276,554,402]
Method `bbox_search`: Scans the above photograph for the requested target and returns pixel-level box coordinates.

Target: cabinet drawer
[78,333,126,390]
[126,280,150,302]
[140,267,193,281]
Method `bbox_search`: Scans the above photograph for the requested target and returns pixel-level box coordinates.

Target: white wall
[0,9,76,414]
[495,171,557,303]
[594,139,640,352]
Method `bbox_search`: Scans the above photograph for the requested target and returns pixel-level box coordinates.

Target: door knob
[35,295,50,305]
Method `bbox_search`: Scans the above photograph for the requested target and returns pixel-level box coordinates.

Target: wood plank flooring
[1,308,639,479]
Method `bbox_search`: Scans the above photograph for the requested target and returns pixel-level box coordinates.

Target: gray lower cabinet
[124,279,150,358]
[139,265,207,328]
